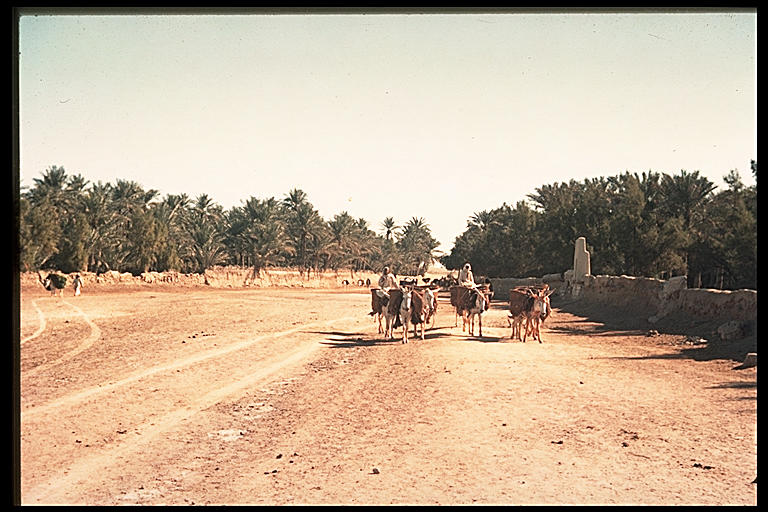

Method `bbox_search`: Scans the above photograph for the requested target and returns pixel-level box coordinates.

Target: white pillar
[573,237,591,282]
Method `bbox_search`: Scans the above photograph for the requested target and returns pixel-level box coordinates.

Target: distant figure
[73,274,83,296]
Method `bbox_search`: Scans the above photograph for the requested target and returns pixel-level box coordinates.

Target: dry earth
[16,282,757,505]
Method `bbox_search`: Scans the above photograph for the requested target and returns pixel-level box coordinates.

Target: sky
[16,8,757,254]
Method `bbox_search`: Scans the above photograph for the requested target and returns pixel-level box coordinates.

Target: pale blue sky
[17,10,757,253]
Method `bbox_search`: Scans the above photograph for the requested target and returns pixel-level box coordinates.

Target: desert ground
[17,281,756,505]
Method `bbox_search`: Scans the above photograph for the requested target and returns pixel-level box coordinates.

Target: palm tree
[240,196,286,276]
[396,217,439,275]
[281,188,324,275]
[28,166,69,208]
[149,194,190,271]
[179,195,225,273]
[381,217,399,241]
[468,210,494,231]
[111,179,159,215]
[81,182,121,272]
[327,212,359,274]
[18,196,60,271]
[352,217,377,272]
[659,170,717,233]
[658,170,717,282]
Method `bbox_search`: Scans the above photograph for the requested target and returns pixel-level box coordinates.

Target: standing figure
[73,274,83,296]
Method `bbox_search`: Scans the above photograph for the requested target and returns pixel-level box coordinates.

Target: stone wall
[571,273,756,326]
[20,267,381,291]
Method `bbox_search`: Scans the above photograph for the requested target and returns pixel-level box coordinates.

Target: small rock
[276,453,282,459]
[742,353,757,368]
[717,320,748,342]
[646,330,659,337]
[372,468,380,474]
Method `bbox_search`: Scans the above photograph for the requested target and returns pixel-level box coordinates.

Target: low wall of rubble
[20,267,380,291]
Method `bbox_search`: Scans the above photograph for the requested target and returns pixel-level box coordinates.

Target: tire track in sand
[23,315,361,505]
[22,314,359,418]
[22,300,102,379]
[20,299,46,345]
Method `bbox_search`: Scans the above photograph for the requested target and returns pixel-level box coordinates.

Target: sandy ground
[17,283,757,505]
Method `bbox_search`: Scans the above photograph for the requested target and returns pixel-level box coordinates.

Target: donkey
[461,289,488,337]
[523,288,555,343]
[38,271,65,297]
[399,288,414,343]
[423,287,438,329]
[370,288,389,334]
[383,289,403,340]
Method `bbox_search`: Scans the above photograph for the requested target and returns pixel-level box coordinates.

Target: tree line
[18,166,439,278]
[19,162,756,290]
[442,162,757,290]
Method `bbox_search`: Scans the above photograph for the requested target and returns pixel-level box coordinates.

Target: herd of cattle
[369,278,555,344]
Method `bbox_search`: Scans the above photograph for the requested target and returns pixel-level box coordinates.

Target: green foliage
[19,162,756,290]
[18,197,61,271]
[443,167,756,289]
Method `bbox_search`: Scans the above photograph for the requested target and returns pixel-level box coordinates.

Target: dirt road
[17,285,757,505]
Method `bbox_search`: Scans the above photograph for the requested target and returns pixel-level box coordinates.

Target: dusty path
[17,286,757,505]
